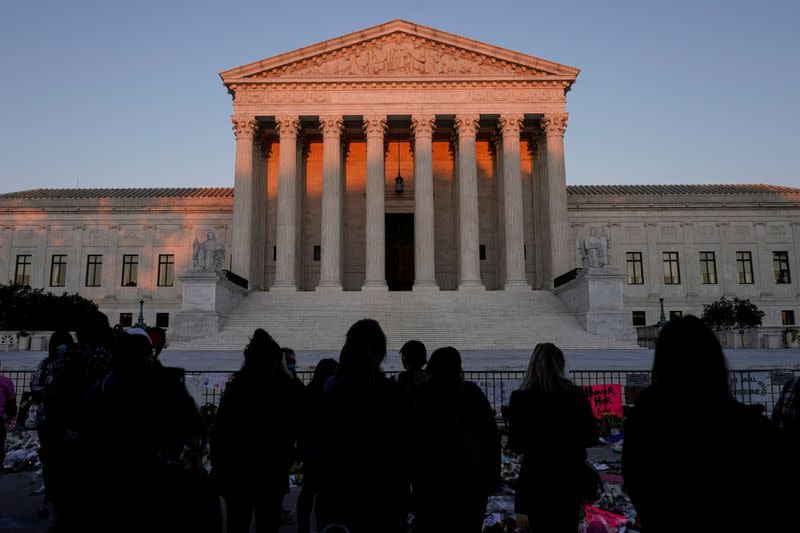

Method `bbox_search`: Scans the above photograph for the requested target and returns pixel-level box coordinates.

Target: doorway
[385,213,414,291]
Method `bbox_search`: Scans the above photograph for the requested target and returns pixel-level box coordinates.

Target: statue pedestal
[554,267,636,340]
[171,270,248,341]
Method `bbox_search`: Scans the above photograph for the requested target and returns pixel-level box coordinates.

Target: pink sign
[582,384,623,419]
[584,504,628,528]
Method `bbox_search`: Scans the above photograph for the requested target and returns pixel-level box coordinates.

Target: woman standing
[414,346,500,533]
[507,343,598,532]
[622,316,779,532]
[211,329,305,533]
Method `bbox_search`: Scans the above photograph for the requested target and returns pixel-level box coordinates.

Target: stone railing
[0,331,55,351]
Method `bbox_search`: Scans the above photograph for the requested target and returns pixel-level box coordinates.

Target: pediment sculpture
[248,33,549,79]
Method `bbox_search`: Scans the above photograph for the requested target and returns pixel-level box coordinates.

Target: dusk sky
[0,0,797,193]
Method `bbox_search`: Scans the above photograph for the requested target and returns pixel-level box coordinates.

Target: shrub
[0,283,98,331]
[701,296,764,331]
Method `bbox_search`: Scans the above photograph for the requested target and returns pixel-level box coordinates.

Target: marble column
[231,115,258,286]
[455,114,484,290]
[273,115,300,289]
[250,133,269,290]
[363,115,388,290]
[318,115,344,290]
[542,112,571,282]
[531,131,550,288]
[411,114,438,290]
[498,113,528,289]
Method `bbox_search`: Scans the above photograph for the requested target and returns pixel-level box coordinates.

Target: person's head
[242,328,283,376]
[400,340,427,371]
[282,347,297,377]
[521,342,569,392]
[76,310,112,347]
[310,358,339,391]
[112,331,155,374]
[425,346,463,387]
[338,319,387,381]
[652,314,730,402]
[48,330,75,359]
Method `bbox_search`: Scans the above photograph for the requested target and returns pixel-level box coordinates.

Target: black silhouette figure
[394,339,427,391]
[211,328,304,533]
[507,342,598,533]
[414,346,500,533]
[622,315,780,532]
[316,319,416,533]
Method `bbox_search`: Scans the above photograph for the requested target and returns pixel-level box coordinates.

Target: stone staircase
[169,290,636,351]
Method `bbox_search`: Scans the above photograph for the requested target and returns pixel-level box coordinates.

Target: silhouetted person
[82,330,211,533]
[414,346,500,533]
[211,329,305,533]
[622,315,780,532]
[394,340,427,391]
[316,319,416,533]
[32,330,74,517]
[297,358,339,533]
[0,359,17,479]
[282,346,298,378]
[507,343,598,533]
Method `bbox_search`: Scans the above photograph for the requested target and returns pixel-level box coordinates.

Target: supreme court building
[2,20,799,351]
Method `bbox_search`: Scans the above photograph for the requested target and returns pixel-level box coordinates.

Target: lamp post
[657,296,667,326]
[134,299,146,328]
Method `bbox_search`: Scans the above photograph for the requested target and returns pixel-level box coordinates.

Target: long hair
[425,346,464,389]
[337,319,387,384]
[520,343,571,392]
[48,330,75,359]
[652,315,731,402]
[239,328,283,380]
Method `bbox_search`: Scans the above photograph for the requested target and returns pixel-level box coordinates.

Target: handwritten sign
[582,384,623,419]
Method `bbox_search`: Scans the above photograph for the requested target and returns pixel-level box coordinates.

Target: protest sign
[582,384,623,419]
[584,505,628,529]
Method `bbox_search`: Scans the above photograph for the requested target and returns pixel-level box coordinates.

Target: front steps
[169,290,636,352]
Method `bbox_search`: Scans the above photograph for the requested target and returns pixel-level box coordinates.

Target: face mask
[56,344,68,355]
[287,363,297,375]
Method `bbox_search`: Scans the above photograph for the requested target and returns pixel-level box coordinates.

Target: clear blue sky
[0,0,797,193]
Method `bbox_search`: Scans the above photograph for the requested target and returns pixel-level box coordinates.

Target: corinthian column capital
[319,115,344,138]
[362,115,387,137]
[411,114,436,137]
[455,114,481,138]
[231,115,258,139]
[497,113,524,137]
[275,115,300,138]
[541,112,569,137]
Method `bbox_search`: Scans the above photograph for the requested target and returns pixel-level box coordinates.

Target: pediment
[221,20,579,83]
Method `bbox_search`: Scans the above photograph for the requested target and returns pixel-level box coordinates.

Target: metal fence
[4,367,798,418]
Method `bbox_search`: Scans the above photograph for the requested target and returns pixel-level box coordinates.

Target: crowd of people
[0,312,798,532]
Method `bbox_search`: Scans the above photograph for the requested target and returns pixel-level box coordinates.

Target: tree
[701,297,735,331]
[701,296,764,332]
[0,282,98,331]
[732,297,764,331]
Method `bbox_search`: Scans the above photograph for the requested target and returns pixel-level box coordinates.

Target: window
[119,313,133,327]
[14,254,32,286]
[121,254,138,287]
[157,254,174,287]
[49,255,67,287]
[663,252,681,284]
[632,311,647,326]
[85,255,103,287]
[479,244,486,261]
[626,252,643,285]
[699,251,717,284]
[736,251,754,284]
[781,310,796,326]
[313,245,321,262]
[156,312,170,328]
[669,310,683,320]
[773,251,791,284]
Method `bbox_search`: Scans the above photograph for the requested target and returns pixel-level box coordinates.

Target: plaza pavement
[2,348,799,371]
